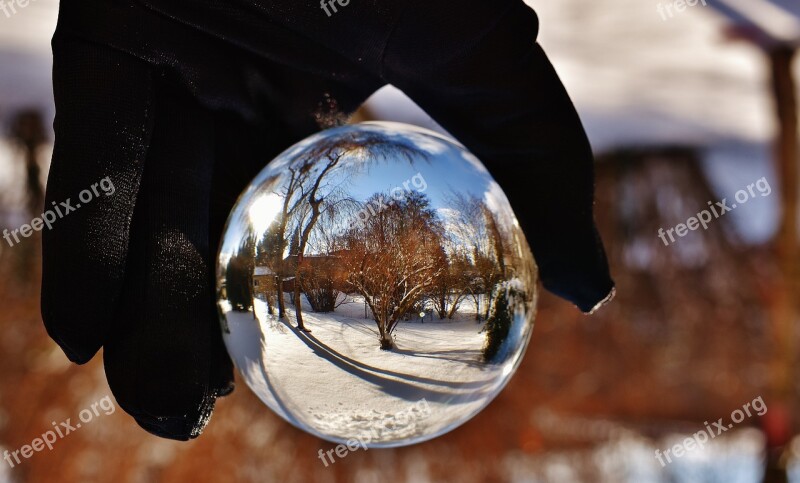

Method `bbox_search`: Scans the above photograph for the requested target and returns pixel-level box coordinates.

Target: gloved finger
[206,113,296,401]
[103,78,230,441]
[381,0,615,312]
[42,35,154,363]
[102,53,379,439]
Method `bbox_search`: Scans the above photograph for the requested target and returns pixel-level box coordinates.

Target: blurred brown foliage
[0,144,784,482]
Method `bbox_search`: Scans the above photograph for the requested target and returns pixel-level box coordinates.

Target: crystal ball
[217,122,538,447]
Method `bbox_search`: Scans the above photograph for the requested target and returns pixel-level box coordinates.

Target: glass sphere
[217,122,538,447]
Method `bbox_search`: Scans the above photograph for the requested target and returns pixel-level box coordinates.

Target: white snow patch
[223,294,531,447]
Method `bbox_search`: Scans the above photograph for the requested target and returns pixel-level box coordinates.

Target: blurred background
[1,0,799,481]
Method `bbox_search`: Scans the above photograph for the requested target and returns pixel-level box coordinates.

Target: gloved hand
[42,0,614,441]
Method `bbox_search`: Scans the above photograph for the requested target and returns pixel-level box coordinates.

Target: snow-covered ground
[0,445,11,483]
[505,428,766,482]
[221,294,532,448]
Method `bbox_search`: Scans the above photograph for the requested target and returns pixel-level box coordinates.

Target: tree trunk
[276,278,286,318]
[294,205,321,332]
[294,275,307,331]
[10,110,46,285]
[446,290,466,319]
[376,311,397,350]
[379,333,394,350]
[438,293,447,319]
[483,293,492,321]
[763,45,798,483]
[378,324,394,350]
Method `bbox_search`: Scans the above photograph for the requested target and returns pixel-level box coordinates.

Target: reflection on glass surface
[217,122,538,447]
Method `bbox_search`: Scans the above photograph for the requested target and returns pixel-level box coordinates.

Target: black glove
[43,0,614,441]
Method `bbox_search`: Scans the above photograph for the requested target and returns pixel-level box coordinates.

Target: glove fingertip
[582,285,616,315]
[41,306,102,365]
[540,270,615,314]
[131,397,217,441]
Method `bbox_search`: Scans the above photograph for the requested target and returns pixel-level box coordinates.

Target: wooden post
[8,109,46,285]
[764,44,798,483]
[9,109,46,215]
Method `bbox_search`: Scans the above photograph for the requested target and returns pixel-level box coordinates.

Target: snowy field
[222,294,531,447]
[505,428,767,482]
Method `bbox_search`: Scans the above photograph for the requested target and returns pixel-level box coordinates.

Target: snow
[253,266,274,276]
[2,0,798,155]
[0,0,796,474]
[0,0,57,124]
[713,0,800,44]
[505,428,765,482]
[0,0,794,240]
[0,446,11,483]
[362,0,792,243]
[221,294,532,448]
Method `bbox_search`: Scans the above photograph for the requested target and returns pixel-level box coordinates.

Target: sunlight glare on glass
[248,193,283,234]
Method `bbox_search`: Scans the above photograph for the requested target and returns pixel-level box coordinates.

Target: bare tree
[283,130,429,331]
[254,169,314,320]
[428,250,472,320]
[342,191,445,349]
[298,199,359,313]
[444,192,508,320]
